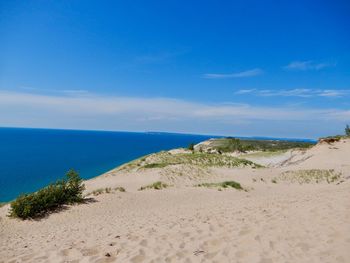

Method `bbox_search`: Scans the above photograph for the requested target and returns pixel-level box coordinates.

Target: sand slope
[1,139,350,263]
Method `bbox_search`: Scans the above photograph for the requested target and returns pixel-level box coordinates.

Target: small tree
[345,125,350,136]
[188,143,195,151]
[66,169,85,202]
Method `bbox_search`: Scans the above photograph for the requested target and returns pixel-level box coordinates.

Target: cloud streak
[0,90,349,121]
[235,89,349,98]
[283,60,336,71]
[1,90,349,138]
[202,68,263,79]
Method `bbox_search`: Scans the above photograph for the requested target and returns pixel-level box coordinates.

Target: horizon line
[0,125,318,142]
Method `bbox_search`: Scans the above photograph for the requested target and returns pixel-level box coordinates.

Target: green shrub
[10,169,85,219]
[65,170,85,202]
[188,143,195,151]
[345,125,350,136]
[143,163,168,169]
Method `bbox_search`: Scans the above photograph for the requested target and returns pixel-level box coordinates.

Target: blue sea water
[0,128,215,202]
[0,128,315,202]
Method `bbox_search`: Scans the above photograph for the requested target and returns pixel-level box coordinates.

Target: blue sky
[0,0,349,138]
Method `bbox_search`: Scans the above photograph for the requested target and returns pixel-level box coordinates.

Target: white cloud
[0,90,349,138]
[202,68,263,79]
[234,89,257,94]
[284,60,336,71]
[0,89,348,121]
[317,90,346,97]
[234,88,349,98]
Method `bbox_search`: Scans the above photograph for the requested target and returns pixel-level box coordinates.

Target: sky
[0,0,350,139]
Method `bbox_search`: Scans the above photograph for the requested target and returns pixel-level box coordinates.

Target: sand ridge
[1,139,350,262]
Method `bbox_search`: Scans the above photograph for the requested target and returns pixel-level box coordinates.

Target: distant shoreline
[0,126,317,143]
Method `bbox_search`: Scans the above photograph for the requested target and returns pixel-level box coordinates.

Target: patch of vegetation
[201,138,314,153]
[318,126,350,143]
[90,186,126,196]
[318,135,344,144]
[116,151,263,173]
[150,152,261,169]
[10,170,85,219]
[139,181,169,191]
[91,188,104,196]
[241,150,288,159]
[196,181,243,190]
[143,163,169,169]
[271,179,277,184]
[345,124,350,136]
[188,143,195,151]
[114,186,126,192]
[276,169,342,184]
[0,202,8,208]
[117,153,155,171]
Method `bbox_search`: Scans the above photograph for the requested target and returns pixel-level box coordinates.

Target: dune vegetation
[89,186,126,196]
[196,180,243,190]
[195,137,314,153]
[118,151,263,172]
[10,170,85,219]
[139,181,169,191]
[276,169,342,184]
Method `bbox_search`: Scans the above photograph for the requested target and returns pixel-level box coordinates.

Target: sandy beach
[1,139,349,263]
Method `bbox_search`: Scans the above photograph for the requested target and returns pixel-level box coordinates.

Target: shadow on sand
[25,197,98,221]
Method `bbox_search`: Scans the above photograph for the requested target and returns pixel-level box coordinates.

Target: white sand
[1,139,349,263]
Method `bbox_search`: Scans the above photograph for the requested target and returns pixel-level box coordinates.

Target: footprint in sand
[238,228,251,236]
[139,239,148,247]
[80,247,99,256]
[130,249,146,263]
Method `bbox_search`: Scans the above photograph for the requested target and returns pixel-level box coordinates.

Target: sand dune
[1,139,349,262]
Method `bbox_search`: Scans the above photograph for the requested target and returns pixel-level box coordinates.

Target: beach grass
[241,150,288,158]
[196,180,243,190]
[90,186,126,196]
[119,151,263,172]
[114,186,126,192]
[275,169,341,184]
[139,181,169,191]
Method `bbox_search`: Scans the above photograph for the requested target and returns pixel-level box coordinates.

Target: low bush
[345,125,350,136]
[10,169,85,219]
[143,163,168,169]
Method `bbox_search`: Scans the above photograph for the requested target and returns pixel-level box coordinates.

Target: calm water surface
[0,128,214,201]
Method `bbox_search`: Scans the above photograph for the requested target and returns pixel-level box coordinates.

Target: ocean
[0,128,215,202]
[0,127,316,202]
